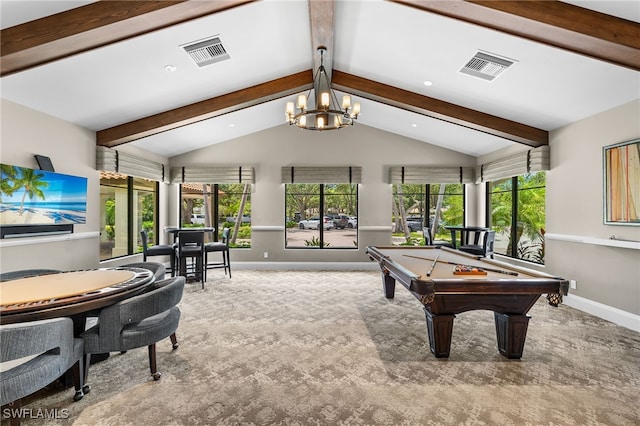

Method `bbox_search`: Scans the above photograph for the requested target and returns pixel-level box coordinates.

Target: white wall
[546,99,640,317]
[0,99,101,270]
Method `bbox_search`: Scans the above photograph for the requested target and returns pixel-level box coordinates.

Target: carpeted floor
[10,270,640,425]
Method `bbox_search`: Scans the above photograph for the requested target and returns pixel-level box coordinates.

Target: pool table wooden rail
[366,245,569,359]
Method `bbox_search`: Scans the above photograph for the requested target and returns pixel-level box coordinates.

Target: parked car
[331,214,350,229]
[298,216,334,230]
[225,215,251,223]
[190,214,205,224]
[347,216,358,228]
[405,216,423,232]
[405,216,443,232]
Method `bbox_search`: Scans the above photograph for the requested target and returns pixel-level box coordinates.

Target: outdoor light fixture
[285,47,360,131]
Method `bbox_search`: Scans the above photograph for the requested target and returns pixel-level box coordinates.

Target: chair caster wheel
[152,372,162,381]
[82,385,91,394]
[172,343,179,350]
[73,391,84,402]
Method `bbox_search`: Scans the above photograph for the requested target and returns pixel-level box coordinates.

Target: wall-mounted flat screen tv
[1,163,88,226]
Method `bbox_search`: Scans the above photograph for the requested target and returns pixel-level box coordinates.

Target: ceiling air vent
[460,51,514,81]
[182,36,230,68]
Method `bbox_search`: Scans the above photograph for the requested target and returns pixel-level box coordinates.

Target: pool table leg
[494,312,531,359]
[381,272,396,299]
[424,308,455,358]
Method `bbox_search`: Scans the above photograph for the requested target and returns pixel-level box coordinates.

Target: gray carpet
[12,270,640,425]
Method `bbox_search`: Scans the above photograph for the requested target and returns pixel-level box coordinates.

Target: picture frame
[603,138,640,225]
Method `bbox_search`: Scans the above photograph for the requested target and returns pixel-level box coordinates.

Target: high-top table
[0,267,154,326]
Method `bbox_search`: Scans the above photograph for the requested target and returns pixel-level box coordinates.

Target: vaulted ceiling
[1,0,639,158]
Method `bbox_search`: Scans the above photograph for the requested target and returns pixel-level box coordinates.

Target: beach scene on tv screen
[0,164,87,225]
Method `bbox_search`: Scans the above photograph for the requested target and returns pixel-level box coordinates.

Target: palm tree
[1,164,20,202]
[15,167,48,215]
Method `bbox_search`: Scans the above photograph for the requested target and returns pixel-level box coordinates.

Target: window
[285,183,358,248]
[487,171,546,264]
[392,183,465,245]
[99,172,158,261]
[179,183,251,247]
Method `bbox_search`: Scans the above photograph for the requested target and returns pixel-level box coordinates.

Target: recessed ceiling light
[164,65,177,72]
[412,124,417,128]
[228,124,235,127]
[423,80,433,86]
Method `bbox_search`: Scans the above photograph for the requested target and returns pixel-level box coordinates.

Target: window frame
[99,173,159,261]
[285,183,359,249]
[485,172,546,264]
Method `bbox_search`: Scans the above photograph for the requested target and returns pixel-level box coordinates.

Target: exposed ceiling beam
[97,71,313,148]
[0,0,255,77]
[392,0,640,71]
[332,70,548,147]
[308,0,335,80]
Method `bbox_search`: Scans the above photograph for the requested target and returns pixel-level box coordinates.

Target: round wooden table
[0,267,154,325]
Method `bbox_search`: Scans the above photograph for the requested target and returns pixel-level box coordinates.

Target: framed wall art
[603,138,640,225]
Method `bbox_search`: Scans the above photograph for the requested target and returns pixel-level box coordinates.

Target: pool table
[366,246,569,359]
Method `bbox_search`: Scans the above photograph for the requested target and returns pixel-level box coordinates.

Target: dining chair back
[81,276,185,382]
[140,229,175,276]
[176,230,205,286]
[204,227,231,281]
[423,227,454,248]
[458,230,496,258]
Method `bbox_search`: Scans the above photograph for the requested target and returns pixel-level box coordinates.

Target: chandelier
[285,47,360,131]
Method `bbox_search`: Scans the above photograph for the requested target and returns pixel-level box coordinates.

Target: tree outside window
[488,171,546,264]
[392,183,464,245]
[179,183,251,247]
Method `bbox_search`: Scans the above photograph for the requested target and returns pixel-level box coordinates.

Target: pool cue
[403,254,519,276]
[426,254,440,277]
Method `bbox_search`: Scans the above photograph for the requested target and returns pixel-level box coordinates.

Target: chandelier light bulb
[342,95,351,109]
[297,95,307,110]
[320,92,330,108]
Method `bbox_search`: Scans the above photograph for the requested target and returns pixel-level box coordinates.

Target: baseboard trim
[233,262,379,271]
[563,294,640,332]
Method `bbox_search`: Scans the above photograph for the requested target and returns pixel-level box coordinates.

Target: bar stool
[140,230,175,276]
[175,230,205,288]
[205,227,231,281]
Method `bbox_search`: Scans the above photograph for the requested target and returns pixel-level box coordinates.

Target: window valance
[388,166,475,184]
[478,145,550,183]
[96,146,166,182]
[170,166,255,184]
[281,166,362,184]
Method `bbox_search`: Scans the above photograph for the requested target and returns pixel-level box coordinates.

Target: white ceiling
[1,0,639,158]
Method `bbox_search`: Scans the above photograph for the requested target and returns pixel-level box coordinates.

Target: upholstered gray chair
[1,318,88,424]
[204,227,231,280]
[0,269,61,281]
[140,229,175,276]
[81,276,185,382]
